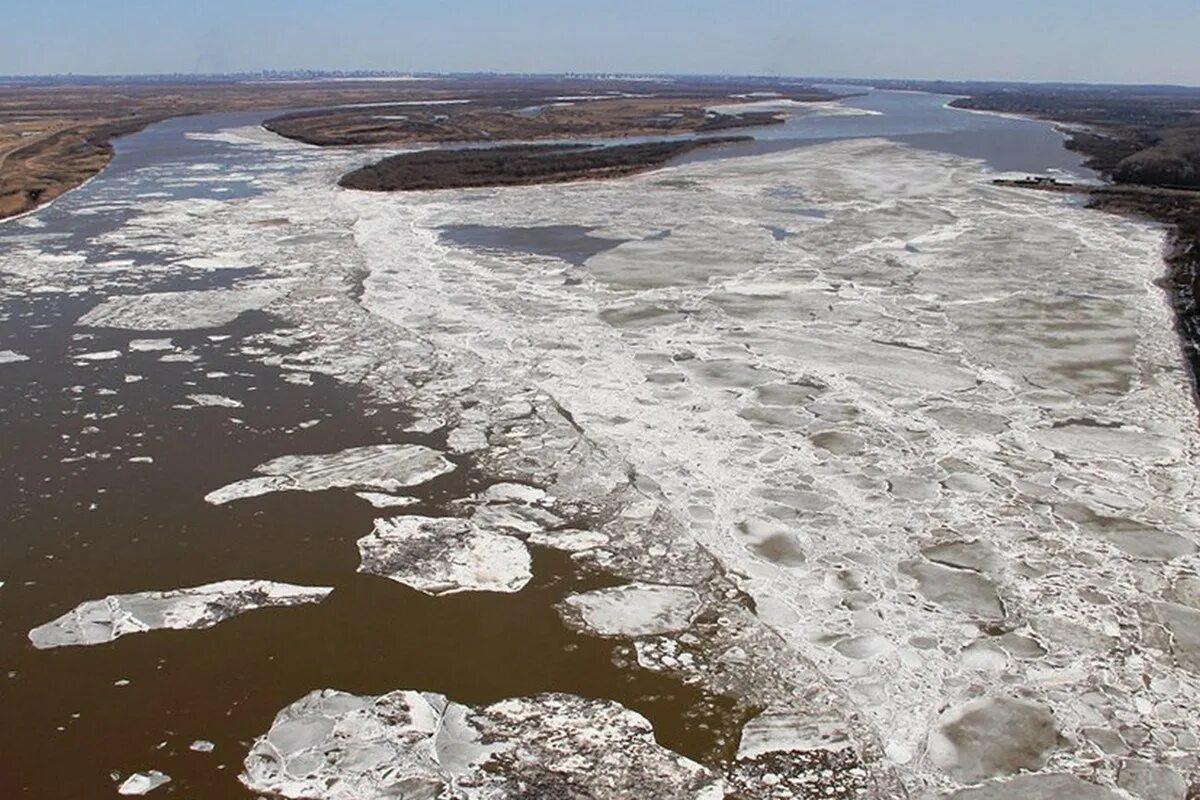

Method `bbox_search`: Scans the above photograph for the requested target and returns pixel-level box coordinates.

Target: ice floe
[357,516,532,595]
[0,349,29,364]
[116,771,171,795]
[355,491,418,509]
[205,444,455,505]
[28,580,332,649]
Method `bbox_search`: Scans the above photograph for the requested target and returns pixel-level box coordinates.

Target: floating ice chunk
[76,349,122,361]
[28,580,333,649]
[241,689,723,800]
[205,476,292,505]
[357,516,532,595]
[929,697,1058,782]
[560,584,702,638]
[128,339,173,352]
[205,444,455,505]
[242,690,451,799]
[355,492,418,509]
[0,350,29,364]
[189,740,215,753]
[117,771,171,795]
[187,393,244,408]
[78,285,285,331]
[403,416,444,434]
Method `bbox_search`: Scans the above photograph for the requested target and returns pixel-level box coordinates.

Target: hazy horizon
[2,0,1198,86]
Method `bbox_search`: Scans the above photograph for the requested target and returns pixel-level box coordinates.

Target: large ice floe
[28,580,332,649]
[12,106,1200,798]
[241,689,724,799]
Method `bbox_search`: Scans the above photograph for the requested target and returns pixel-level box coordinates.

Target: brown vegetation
[339,138,752,192]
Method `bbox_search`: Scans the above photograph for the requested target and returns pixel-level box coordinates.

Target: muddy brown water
[0,290,741,798]
[0,114,741,799]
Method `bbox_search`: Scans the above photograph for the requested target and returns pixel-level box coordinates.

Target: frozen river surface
[1,91,1197,799]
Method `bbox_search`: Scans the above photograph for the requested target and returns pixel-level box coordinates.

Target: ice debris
[0,349,29,364]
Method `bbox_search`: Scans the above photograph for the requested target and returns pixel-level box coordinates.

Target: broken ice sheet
[0,349,29,364]
[28,580,333,649]
[241,689,724,800]
[205,444,455,505]
[357,516,532,595]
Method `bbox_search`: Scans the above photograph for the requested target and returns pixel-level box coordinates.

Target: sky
[2,0,1198,85]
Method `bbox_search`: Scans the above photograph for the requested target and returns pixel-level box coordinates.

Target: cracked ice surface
[343,139,1200,792]
[17,122,1200,795]
[241,688,724,800]
[28,580,332,649]
[205,444,455,504]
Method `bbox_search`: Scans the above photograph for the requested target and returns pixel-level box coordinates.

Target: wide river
[1,90,1196,799]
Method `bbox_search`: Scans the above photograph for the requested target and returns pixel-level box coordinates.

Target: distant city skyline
[2,0,1198,86]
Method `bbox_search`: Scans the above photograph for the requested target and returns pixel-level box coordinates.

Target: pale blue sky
[3,1,1198,85]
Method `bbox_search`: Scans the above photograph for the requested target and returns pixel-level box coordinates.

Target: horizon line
[0,69,1197,91]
